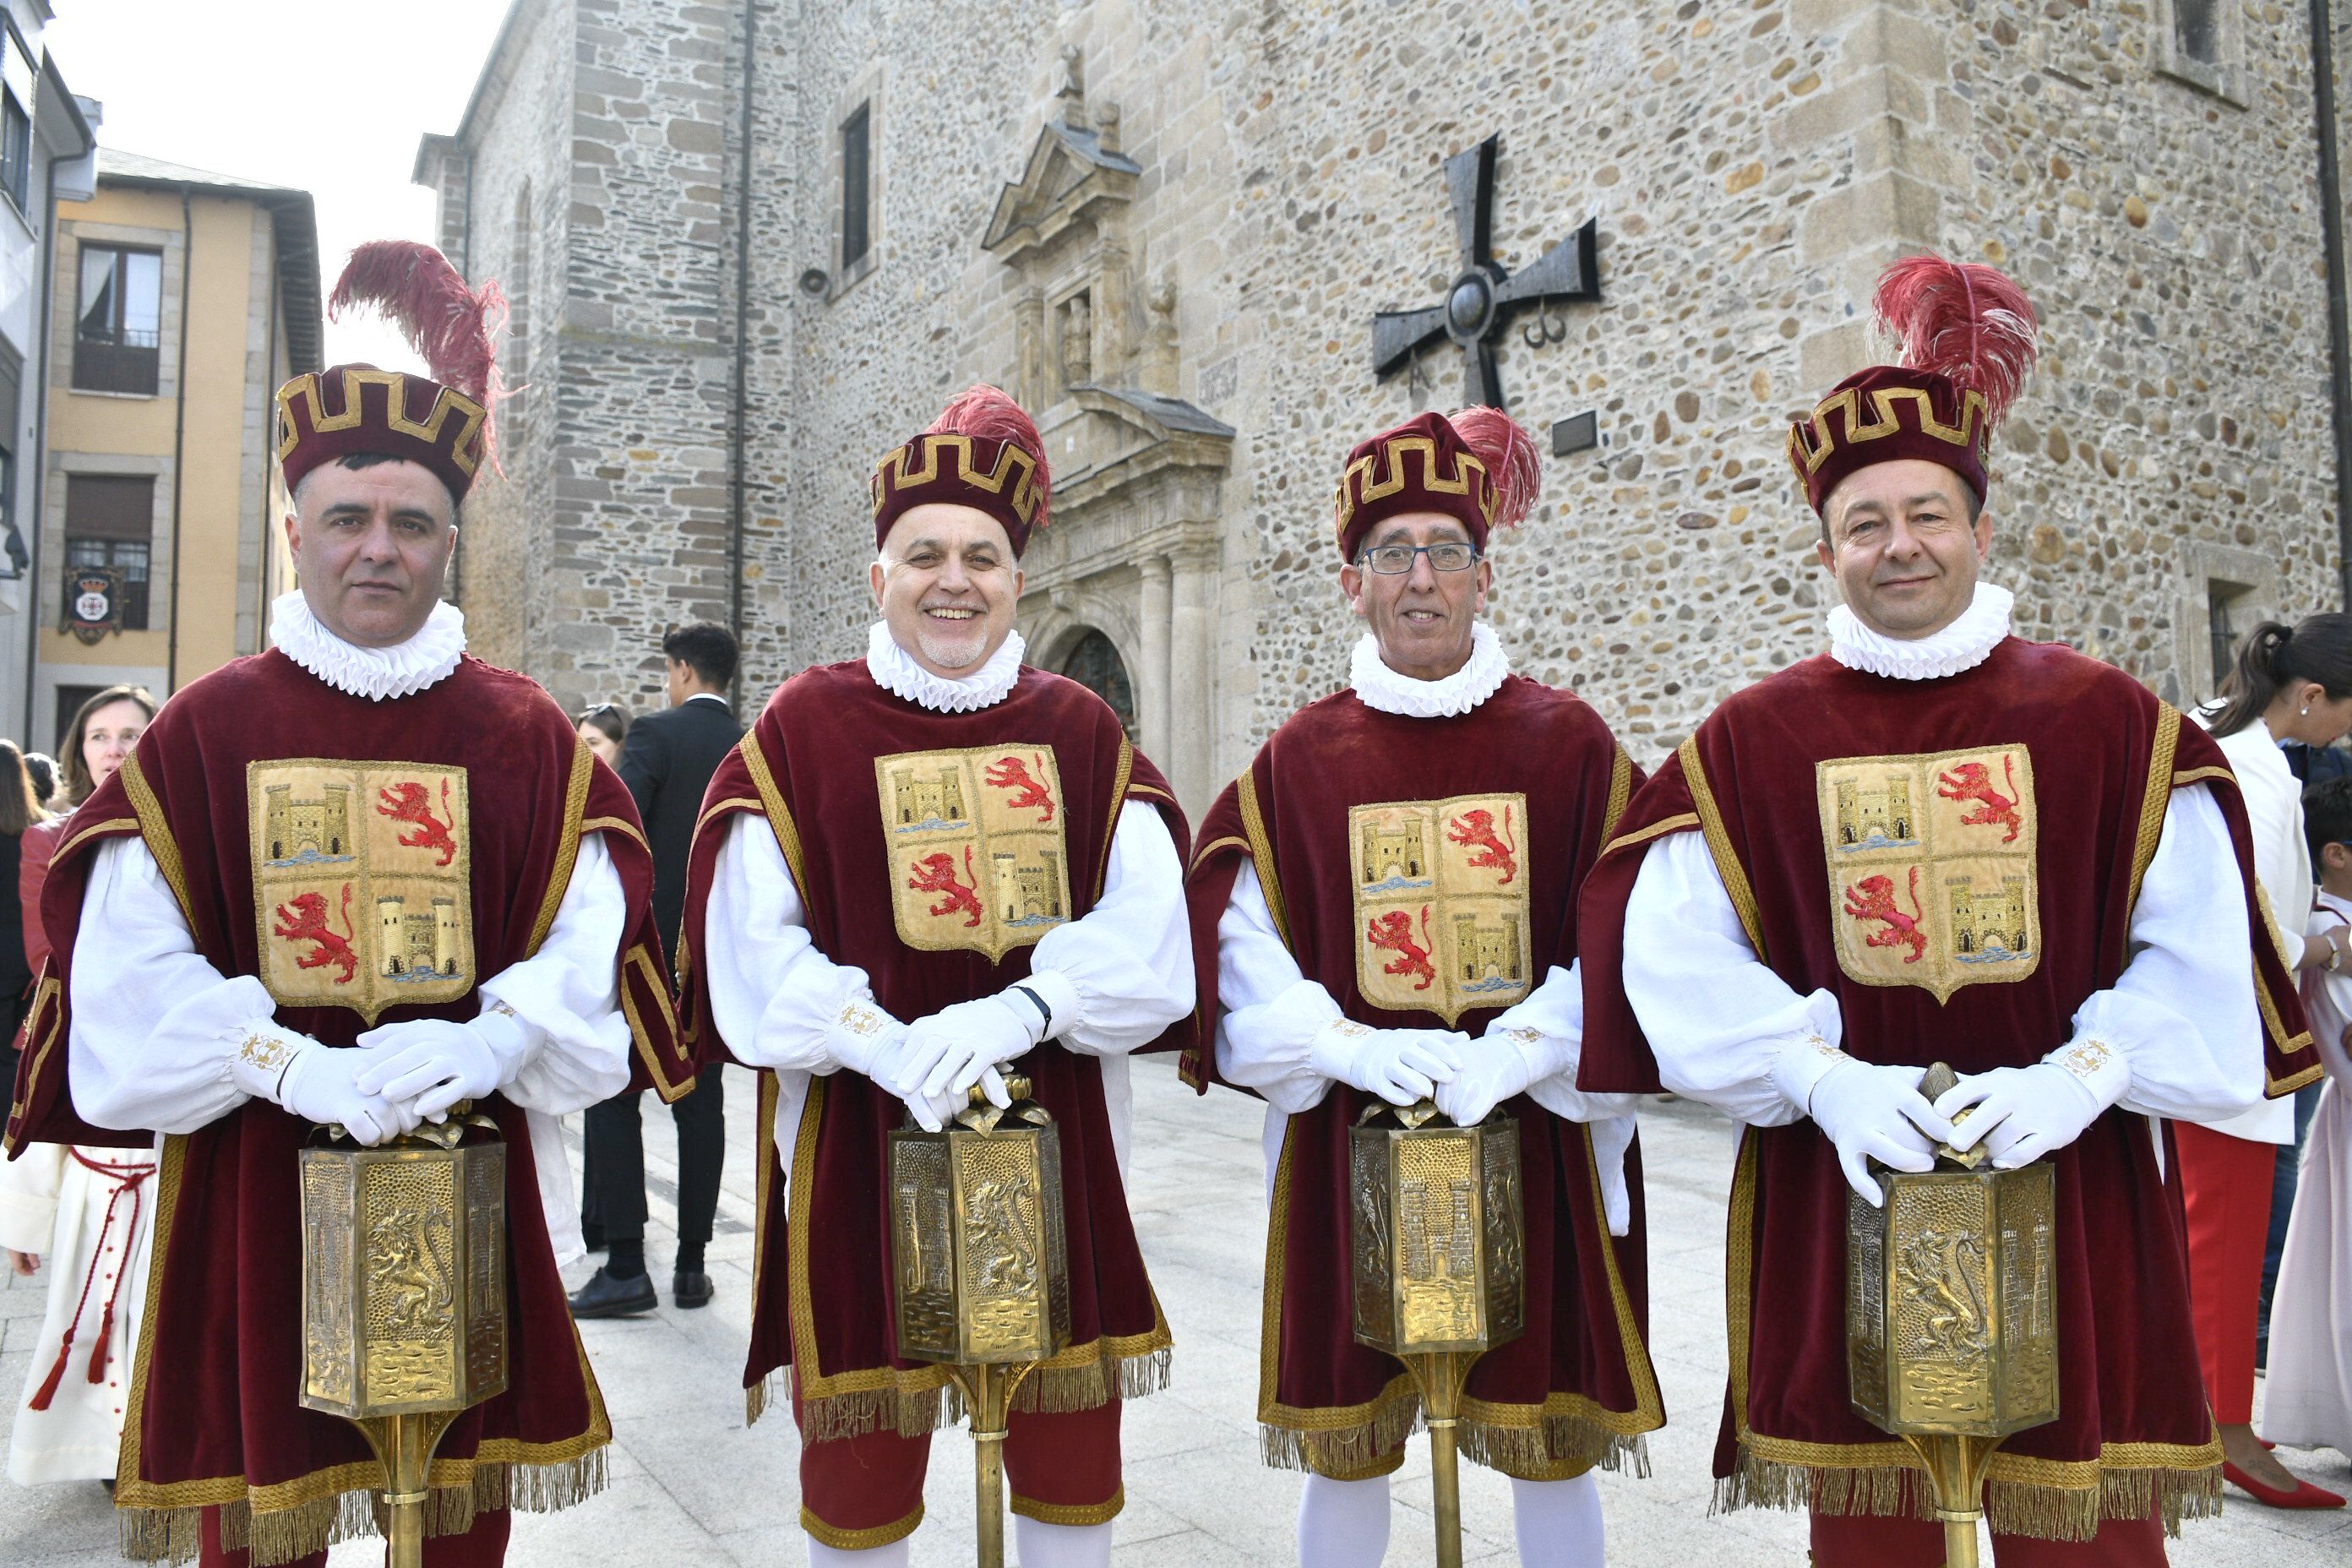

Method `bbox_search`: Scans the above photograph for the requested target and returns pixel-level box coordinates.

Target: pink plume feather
[1447,406,1542,531]
[327,241,506,464]
[1872,253,2039,424]
[928,384,1051,531]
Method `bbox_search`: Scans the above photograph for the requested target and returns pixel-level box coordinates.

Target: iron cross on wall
[1372,133,1600,421]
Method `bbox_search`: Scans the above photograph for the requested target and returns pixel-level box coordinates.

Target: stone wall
[438,0,2345,785]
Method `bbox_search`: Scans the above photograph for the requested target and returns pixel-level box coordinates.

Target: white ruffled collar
[864,621,1026,713]
[1827,583,2014,682]
[1349,623,1511,718]
[269,590,466,701]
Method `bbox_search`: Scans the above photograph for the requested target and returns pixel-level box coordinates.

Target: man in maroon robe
[1580,256,2316,1565]
[677,386,1193,1568]
[5,242,694,1567]
[1182,406,1662,1567]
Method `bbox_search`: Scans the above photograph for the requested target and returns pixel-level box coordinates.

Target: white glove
[1934,1054,2118,1168]
[892,994,1037,1104]
[1805,1059,1956,1206]
[1307,1021,1467,1107]
[824,995,911,1079]
[353,1015,521,1124]
[899,1066,1012,1134]
[1434,1030,1547,1127]
[275,1042,416,1147]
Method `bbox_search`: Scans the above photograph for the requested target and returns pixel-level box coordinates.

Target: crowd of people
[0,233,2344,1568]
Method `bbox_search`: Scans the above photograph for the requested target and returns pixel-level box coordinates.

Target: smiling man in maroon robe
[1182,406,1662,1568]
[1580,256,2315,1566]
[5,242,692,1568]
[676,386,1192,1568]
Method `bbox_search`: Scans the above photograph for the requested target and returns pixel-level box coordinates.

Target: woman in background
[0,684,158,1488]
[577,702,627,766]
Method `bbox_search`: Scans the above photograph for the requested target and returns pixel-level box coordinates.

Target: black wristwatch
[1010,983,1054,1038]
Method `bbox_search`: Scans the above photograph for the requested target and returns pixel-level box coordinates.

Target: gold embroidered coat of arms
[1814,744,2040,1004]
[877,743,1072,962]
[1349,792,1532,1026]
[249,760,476,1023]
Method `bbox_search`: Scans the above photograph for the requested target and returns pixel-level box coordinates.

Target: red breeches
[2175,1119,2276,1425]
[1809,1509,2166,1566]
[195,1505,510,1567]
[791,1374,1124,1550]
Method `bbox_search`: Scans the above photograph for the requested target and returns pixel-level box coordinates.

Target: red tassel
[86,1302,113,1382]
[27,1333,72,1411]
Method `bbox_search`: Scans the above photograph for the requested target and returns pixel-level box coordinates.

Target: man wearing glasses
[1181,408,1662,1567]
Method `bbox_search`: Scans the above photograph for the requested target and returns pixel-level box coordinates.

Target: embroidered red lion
[377,779,459,867]
[1843,867,1928,964]
[273,884,359,984]
[1936,755,2022,844]
[1446,804,1517,885]
[984,754,1055,823]
[1365,906,1438,992]
[908,845,984,928]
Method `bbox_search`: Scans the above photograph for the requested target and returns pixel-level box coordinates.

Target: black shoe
[673,1268,714,1309]
[569,1265,658,1318]
[580,1222,607,1253]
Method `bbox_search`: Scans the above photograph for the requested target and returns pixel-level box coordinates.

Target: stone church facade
[418,0,2345,815]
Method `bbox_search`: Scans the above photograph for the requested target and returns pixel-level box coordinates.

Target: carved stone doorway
[1059,626,1136,735]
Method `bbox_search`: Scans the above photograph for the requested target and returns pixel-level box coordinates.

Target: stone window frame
[2152,0,2248,109]
[2175,541,2278,705]
[830,65,885,298]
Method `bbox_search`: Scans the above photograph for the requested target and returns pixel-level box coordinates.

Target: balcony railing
[73,329,160,395]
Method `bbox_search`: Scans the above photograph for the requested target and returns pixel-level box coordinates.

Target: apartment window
[0,347,20,575]
[841,103,871,270]
[0,25,32,213]
[74,244,163,395]
[64,474,153,629]
[2208,578,2252,698]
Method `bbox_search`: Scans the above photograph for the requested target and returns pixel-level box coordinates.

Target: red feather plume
[928,384,1051,531]
[1873,253,2039,425]
[328,241,506,459]
[1448,406,1542,531]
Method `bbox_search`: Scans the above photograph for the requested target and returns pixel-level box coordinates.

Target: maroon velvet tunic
[1578,637,2313,1540]
[3,650,690,1564]
[1181,676,1663,1480]
[676,659,1186,1443]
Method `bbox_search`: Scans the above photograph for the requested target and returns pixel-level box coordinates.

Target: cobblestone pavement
[3,1062,2344,1565]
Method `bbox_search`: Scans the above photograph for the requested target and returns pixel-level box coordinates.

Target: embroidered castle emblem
[1349,793,1532,1025]
[876,744,1073,961]
[1816,745,2039,1002]
[248,760,476,1022]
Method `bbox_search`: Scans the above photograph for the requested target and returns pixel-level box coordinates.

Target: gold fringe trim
[1010,1343,1172,1416]
[1260,1391,1424,1475]
[760,1343,1173,1442]
[117,1451,608,1565]
[1711,1448,2222,1544]
[1459,1414,1652,1483]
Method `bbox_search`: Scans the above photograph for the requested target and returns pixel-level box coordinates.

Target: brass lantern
[300,1114,507,1568]
[887,1075,1068,1568]
[1848,1064,2060,1568]
[1349,1102,1523,1568]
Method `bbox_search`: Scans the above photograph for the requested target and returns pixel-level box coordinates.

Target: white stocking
[805,1533,911,1568]
[1510,1473,1604,1567]
[1298,1473,1391,1567]
[1013,1516,1113,1567]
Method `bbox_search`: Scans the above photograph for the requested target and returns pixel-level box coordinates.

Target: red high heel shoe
[2224,1460,2346,1509]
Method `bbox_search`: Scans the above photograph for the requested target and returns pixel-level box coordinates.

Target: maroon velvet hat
[278,242,503,504]
[1331,408,1540,559]
[1788,255,2039,516]
[871,385,1051,557]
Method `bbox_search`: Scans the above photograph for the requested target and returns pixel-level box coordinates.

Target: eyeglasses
[1357,542,1480,574]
